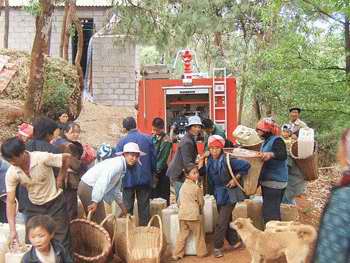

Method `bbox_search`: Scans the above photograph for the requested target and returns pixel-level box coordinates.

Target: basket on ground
[224,148,263,195]
[116,214,165,263]
[70,212,112,263]
[290,142,318,181]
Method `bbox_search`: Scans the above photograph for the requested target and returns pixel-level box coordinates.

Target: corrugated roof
[8,0,116,7]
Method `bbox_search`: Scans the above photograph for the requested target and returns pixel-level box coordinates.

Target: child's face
[281,130,291,139]
[28,226,54,253]
[186,167,199,182]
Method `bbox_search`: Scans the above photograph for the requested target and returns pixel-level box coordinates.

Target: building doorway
[72,18,94,77]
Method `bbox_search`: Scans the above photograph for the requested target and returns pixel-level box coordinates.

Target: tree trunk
[45,21,52,55]
[70,1,83,114]
[59,0,69,58]
[345,15,350,75]
[63,3,73,60]
[253,95,261,121]
[238,63,247,124]
[3,0,9,48]
[24,0,54,118]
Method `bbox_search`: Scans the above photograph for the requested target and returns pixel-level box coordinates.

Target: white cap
[117,142,146,156]
[186,116,202,127]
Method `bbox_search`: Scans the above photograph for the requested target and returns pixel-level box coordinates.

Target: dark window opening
[72,18,94,77]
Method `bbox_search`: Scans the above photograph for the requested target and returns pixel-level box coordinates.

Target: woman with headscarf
[312,129,350,263]
[255,118,288,224]
[198,135,251,258]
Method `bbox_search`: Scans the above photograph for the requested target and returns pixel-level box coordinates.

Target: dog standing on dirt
[230,218,316,263]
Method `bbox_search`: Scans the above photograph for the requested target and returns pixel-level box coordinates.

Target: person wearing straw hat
[167,115,203,198]
[198,135,251,258]
[78,142,143,223]
[115,117,156,226]
[256,118,288,224]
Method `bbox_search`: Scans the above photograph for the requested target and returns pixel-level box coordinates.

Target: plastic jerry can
[297,128,315,159]
[0,223,26,263]
[150,198,167,218]
[203,195,216,233]
[170,214,196,255]
[232,201,248,221]
[5,245,31,263]
[161,204,178,245]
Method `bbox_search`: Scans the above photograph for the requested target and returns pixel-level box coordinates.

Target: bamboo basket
[224,148,263,195]
[116,215,165,263]
[70,212,112,263]
[100,215,117,253]
[290,142,318,181]
[241,142,262,152]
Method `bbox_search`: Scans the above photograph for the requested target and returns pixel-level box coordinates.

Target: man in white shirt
[289,107,308,138]
[78,142,144,223]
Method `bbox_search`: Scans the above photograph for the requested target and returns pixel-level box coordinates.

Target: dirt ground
[0,99,341,263]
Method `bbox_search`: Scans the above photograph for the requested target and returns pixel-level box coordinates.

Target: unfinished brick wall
[91,35,137,107]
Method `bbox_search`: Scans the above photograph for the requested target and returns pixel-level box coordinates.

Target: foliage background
[113,0,350,162]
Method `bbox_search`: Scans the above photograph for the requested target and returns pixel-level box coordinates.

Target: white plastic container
[297,128,315,159]
[232,201,248,221]
[203,195,216,233]
[150,198,167,218]
[170,214,196,255]
[161,204,178,245]
[0,224,26,263]
[5,245,31,263]
[0,224,26,244]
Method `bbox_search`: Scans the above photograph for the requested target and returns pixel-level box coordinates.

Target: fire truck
[136,49,237,148]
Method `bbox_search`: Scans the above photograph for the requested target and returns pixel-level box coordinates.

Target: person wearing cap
[77,142,142,223]
[167,115,203,198]
[256,118,288,224]
[115,117,156,226]
[96,143,116,162]
[198,135,250,258]
[288,107,308,138]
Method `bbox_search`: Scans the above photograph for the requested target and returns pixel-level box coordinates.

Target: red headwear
[208,135,225,148]
[256,118,281,136]
[17,123,33,139]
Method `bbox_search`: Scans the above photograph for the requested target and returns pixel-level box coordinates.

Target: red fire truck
[136,49,237,147]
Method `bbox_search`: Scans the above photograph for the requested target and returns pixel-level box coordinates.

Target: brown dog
[230,218,316,263]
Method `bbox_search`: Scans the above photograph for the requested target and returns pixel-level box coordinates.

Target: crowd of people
[0,107,349,262]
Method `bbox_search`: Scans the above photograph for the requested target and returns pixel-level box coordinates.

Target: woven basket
[116,215,164,263]
[241,143,262,152]
[70,212,112,263]
[225,148,263,195]
[100,215,117,253]
[290,142,318,181]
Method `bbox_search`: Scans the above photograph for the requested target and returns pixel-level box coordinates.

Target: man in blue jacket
[116,117,156,226]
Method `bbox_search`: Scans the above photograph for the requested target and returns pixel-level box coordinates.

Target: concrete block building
[0,0,138,107]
